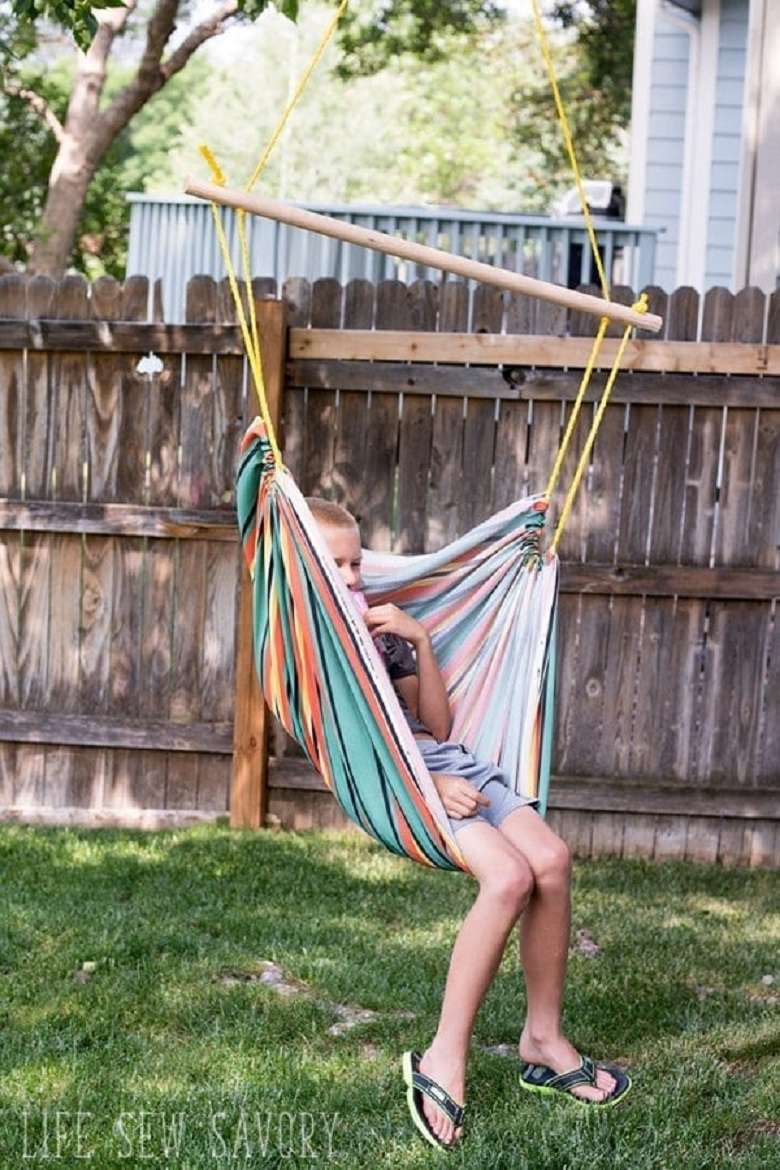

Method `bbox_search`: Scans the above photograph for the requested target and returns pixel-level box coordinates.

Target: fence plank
[634,290,688,784]
[492,347,531,513]
[353,281,398,550]
[214,277,246,509]
[395,281,437,553]
[715,288,766,566]
[147,274,180,507]
[50,275,90,502]
[749,294,780,575]
[23,277,57,499]
[0,533,20,706]
[302,278,340,496]
[333,279,372,519]
[425,282,468,550]
[180,276,217,509]
[0,275,25,499]
[697,600,770,785]
[594,595,643,780]
[463,286,501,531]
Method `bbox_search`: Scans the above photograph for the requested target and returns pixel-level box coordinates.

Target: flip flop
[401,1050,466,1151]
[519,1054,632,1107]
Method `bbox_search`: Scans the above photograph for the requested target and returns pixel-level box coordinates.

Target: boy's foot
[518,1031,618,1103]
[417,1046,466,1147]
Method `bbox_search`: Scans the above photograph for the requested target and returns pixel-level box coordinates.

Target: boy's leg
[416,817,535,1146]
[497,805,618,1102]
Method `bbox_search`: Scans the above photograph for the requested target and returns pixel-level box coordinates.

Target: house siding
[705,0,749,287]
[642,14,691,290]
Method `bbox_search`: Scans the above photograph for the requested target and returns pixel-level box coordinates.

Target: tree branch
[160,0,239,82]
[97,0,239,146]
[1,78,65,143]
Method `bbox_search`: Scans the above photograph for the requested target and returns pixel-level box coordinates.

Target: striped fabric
[236,418,560,875]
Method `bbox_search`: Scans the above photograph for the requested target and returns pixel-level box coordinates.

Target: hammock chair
[194,0,661,877]
[236,417,559,873]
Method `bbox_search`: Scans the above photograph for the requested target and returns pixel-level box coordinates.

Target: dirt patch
[217,960,416,1036]
[570,928,602,958]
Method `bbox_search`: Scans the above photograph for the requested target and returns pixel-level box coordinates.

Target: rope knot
[632,293,649,314]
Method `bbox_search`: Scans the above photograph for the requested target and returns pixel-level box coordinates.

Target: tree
[2,0,506,277]
[0,55,208,277]
[508,0,636,196]
[160,5,534,212]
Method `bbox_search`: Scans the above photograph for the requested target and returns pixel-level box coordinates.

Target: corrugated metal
[125,194,659,323]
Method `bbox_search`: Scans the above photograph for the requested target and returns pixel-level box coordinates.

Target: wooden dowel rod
[184,177,664,334]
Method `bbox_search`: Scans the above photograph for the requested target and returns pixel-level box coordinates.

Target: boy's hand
[364,603,428,647]
[429,773,491,819]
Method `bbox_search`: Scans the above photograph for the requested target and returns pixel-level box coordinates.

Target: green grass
[0,821,777,1169]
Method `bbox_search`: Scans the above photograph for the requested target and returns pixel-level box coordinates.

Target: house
[628,0,778,293]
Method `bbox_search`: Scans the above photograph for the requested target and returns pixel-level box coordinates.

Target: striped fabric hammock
[236,417,560,876]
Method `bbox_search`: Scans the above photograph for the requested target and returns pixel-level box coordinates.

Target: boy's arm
[409,632,452,741]
[365,604,452,741]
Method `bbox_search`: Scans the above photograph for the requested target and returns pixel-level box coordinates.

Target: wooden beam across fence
[289,329,780,374]
[1,319,778,377]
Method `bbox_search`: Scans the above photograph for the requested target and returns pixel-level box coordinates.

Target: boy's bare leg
[497,805,618,1102]
[416,820,535,1146]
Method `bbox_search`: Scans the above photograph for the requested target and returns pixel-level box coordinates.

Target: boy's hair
[305,496,358,531]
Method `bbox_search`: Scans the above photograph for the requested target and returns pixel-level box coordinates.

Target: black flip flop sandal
[402,1050,466,1151]
[519,1053,632,1108]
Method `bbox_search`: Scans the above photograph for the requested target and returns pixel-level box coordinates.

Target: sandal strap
[546,1055,597,1092]
[411,1070,466,1126]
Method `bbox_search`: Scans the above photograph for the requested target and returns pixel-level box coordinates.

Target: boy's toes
[595,1066,618,1096]
[423,1098,453,1144]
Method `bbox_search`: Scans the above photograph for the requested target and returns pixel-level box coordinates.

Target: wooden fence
[0,272,777,867]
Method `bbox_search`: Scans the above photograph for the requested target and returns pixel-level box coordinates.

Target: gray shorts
[416,738,537,836]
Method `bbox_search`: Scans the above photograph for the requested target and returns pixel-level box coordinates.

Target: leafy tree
[508,0,636,196]
[1,0,506,276]
[161,7,533,212]
[0,56,208,277]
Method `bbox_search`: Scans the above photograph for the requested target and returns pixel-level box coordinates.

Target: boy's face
[319,522,363,591]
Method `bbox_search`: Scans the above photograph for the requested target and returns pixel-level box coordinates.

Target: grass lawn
[0,820,777,1169]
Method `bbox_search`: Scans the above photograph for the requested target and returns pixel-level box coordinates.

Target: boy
[306,496,630,1150]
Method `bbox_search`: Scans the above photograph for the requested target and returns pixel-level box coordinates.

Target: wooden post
[183,178,663,335]
[230,296,286,829]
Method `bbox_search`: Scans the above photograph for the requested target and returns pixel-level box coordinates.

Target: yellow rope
[548,293,648,556]
[543,313,609,500]
[245,0,349,195]
[529,0,647,548]
[198,0,349,472]
[199,148,284,467]
[529,0,609,300]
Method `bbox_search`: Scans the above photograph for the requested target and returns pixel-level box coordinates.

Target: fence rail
[0,272,778,866]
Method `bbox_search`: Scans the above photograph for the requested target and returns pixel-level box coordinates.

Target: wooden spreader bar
[184,178,664,334]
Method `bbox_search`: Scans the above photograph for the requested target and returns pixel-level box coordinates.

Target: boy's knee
[483,859,534,913]
[533,835,572,885]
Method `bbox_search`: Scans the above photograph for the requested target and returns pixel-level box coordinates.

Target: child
[306,496,631,1151]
